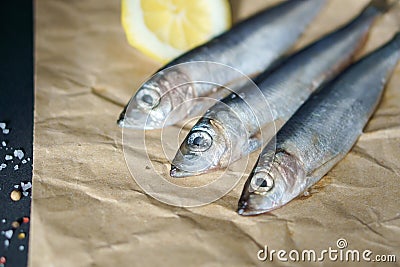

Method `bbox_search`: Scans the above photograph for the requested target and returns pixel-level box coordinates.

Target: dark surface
[0,1,34,266]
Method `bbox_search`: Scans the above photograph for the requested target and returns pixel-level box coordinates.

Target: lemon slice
[122,0,231,62]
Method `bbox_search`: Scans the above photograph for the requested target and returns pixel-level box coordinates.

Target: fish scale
[283,45,400,174]
[260,6,378,123]
[171,1,387,178]
[118,0,326,129]
[238,32,400,216]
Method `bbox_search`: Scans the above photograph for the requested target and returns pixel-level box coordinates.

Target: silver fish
[118,0,326,129]
[171,1,387,178]
[238,32,400,216]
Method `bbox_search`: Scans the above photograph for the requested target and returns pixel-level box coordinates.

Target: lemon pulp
[122,0,231,62]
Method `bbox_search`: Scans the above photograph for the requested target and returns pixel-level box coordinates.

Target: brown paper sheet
[32,1,400,266]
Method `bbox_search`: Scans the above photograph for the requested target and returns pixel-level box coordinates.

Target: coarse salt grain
[1,141,5,147]
[5,155,12,161]
[4,230,13,239]
[2,129,9,134]
[13,149,24,160]
[21,182,32,191]
[0,123,5,130]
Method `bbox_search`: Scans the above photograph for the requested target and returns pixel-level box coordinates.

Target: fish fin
[245,135,262,155]
[305,154,344,188]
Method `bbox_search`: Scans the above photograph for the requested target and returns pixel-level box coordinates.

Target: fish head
[237,170,283,216]
[238,152,306,215]
[119,70,193,129]
[170,118,230,177]
[118,80,172,129]
[171,101,254,177]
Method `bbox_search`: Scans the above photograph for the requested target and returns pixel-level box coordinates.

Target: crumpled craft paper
[31,0,400,266]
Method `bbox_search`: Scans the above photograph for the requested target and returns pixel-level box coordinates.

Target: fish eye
[136,88,161,109]
[250,173,274,194]
[187,131,213,152]
[142,94,154,105]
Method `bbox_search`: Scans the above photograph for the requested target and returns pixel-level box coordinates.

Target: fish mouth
[117,107,129,127]
[117,104,128,127]
[170,165,208,178]
[237,199,276,216]
[118,115,155,130]
[117,107,164,130]
[237,208,273,216]
[170,145,219,178]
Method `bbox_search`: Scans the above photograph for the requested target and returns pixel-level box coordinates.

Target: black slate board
[0,0,34,266]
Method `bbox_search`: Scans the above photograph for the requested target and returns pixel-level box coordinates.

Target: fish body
[171,2,385,177]
[118,0,326,129]
[238,32,400,216]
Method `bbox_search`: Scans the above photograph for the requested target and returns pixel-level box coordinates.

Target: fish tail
[367,0,399,13]
[393,31,400,42]
[349,0,399,45]
[386,31,400,51]
[347,0,396,32]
